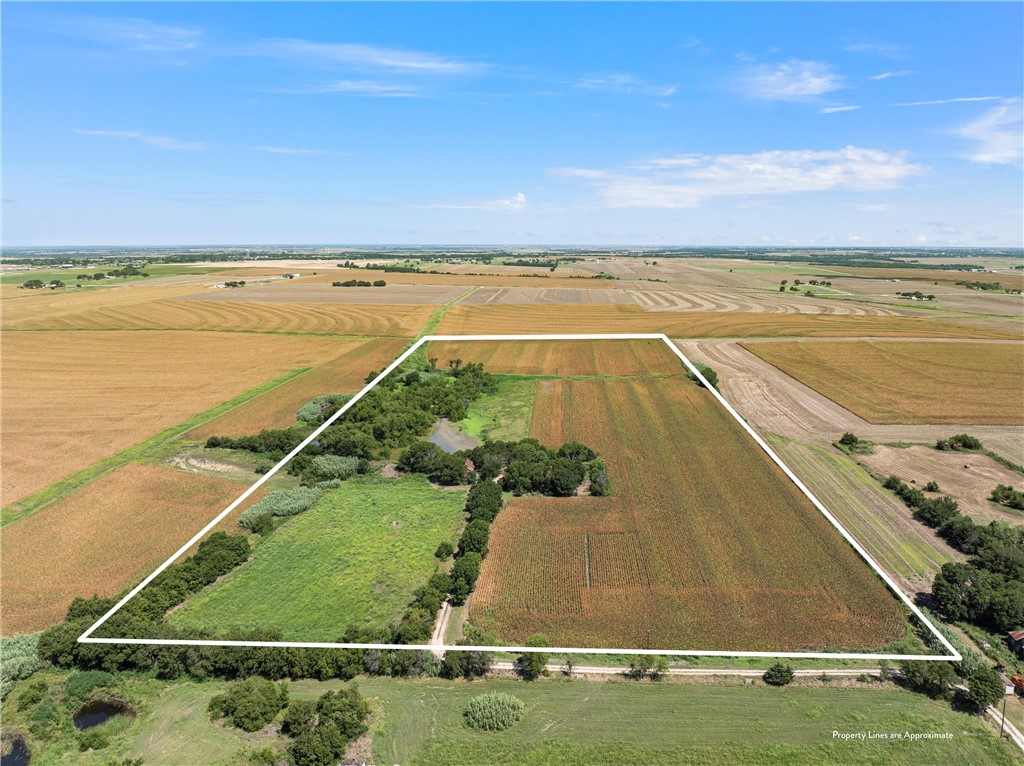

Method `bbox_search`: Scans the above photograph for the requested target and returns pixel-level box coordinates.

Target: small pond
[73,699,135,731]
[0,733,31,766]
[428,418,479,453]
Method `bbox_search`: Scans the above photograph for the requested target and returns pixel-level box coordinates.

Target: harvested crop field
[471,364,907,651]
[180,283,465,305]
[458,287,631,305]
[2,280,432,337]
[302,268,615,290]
[1,464,264,634]
[861,445,1024,524]
[627,288,903,316]
[438,304,1020,339]
[2,330,344,505]
[187,337,408,439]
[425,338,684,376]
[742,341,1024,425]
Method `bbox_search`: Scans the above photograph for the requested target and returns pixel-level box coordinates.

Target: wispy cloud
[680,37,711,56]
[738,60,844,101]
[845,41,904,58]
[553,147,923,209]
[895,96,1003,107]
[74,129,204,150]
[957,101,1023,165]
[819,105,861,114]
[576,73,677,97]
[869,70,913,81]
[269,79,424,97]
[253,39,485,74]
[41,15,202,53]
[844,202,893,213]
[424,192,527,212]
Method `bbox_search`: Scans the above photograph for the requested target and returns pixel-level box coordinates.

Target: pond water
[1,734,30,766]
[427,418,479,453]
[73,699,134,730]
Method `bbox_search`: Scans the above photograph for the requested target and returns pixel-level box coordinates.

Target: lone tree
[963,664,1004,713]
[763,663,795,686]
[518,634,550,680]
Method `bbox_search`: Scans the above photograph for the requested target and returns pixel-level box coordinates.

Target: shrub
[249,512,275,536]
[282,699,318,737]
[208,677,288,732]
[239,487,320,529]
[991,484,1024,511]
[435,541,454,560]
[925,481,940,493]
[297,394,351,424]
[0,632,42,700]
[898,660,957,700]
[963,664,1004,712]
[838,432,859,447]
[518,634,550,680]
[763,663,795,686]
[463,692,525,731]
[936,434,983,451]
[65,669,114,701]
[17,678,48,710]
[686,362,718,389]
[588,457,611,496]
[78,728,110,751]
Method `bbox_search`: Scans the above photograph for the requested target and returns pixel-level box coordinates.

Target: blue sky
[3,2,1022,246]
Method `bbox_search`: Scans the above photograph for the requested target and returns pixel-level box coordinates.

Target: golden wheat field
[1,464,265,634]
[438,304,1021,339]
[425,338,684,376]
[743,341,1024,425]
[471,349,906,652]
[1,330,346,505]
[187,337,409,439]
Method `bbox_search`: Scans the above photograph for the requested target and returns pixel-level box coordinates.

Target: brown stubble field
[471,356,907,652]
[741,341,1024,425]
[1,464,266,634]
[187,337,409,439]
[1,330,347,505]
[438,303,1022,339]
[425,338,684,376]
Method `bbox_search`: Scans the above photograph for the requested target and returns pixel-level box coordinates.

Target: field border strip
[79,332,960,662]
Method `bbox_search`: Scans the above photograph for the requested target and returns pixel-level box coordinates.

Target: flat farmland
[627,288,904,316]
[166,476,466,641]
[302,267,615,289]
[180,282,465,305]
[1,464,265,634]
[742,341,1024,425]
[438,304,1020,339]
[1,330,344,505]
[459,287,631,305]
[187,337,408,439]
[472,364,907,652]
[426,338,684,376]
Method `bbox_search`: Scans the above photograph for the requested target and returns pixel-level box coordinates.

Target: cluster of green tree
[208,361,497,473]
[896,659,1005,712]
[684,361,719,390]
[990,484,1024,511]
[208,678,369,766]
[762,662,795,686]
[223,280,246,288]
[332,279,386,287]
[935,433,984,451]
[626,655,670,680]
[806,279,833,286]
[296,394,351,424]
[364,263,422,273]
[956,280,1003,291]
[398,438,607,498]
[881,475,1024,634]
[21,278,69,289]
[896,291,937,301]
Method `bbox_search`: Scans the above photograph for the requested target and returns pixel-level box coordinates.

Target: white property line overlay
[80,333,960,662]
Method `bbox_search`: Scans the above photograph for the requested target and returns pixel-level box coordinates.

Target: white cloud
[681,37,711,56]
[256,39,484,74]
[44,16,202,52]
[553,146,924,209]
[869,70,913,81]
[819,105,861,114]
[895,96,1003,107]
[322,80,422,97]
[957,101,1024,165]
[738,60,844,101]
[576,73,677,97]
[426,192,527,212]
[75,129,203,150]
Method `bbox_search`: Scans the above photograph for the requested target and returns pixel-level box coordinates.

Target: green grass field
[458,377,536,442]
[334,677,1021,766]
[169,475,467,640]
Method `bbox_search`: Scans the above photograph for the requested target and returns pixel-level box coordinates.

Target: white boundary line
[80,333,959,662]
